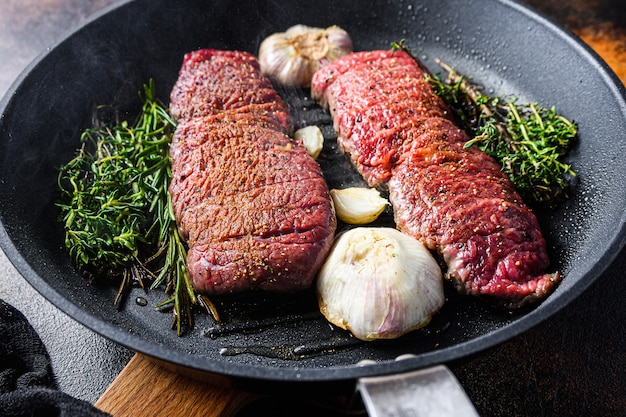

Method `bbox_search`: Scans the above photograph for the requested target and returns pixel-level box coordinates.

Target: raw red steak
[169,49,336,295]
[311,50,560,308]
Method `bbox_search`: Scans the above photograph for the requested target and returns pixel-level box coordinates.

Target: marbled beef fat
[311,50,560,308]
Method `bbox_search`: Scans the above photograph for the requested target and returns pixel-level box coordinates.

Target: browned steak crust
[311,50,560,308]
[169,50,336,295]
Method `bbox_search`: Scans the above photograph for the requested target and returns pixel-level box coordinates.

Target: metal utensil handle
[357,365,480,417]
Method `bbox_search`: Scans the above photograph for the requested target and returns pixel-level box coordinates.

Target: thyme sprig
[433,60,577,204]
[57,80,215,335]
[392,40,577,205]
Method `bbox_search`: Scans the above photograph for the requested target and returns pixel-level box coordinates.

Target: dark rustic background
[1,1,624,416]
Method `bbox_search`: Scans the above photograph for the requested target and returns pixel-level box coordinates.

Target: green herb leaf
[393,41,577,205]
[431,59,577,205]
[57,80,211,335]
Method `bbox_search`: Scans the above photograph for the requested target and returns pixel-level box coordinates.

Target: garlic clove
[295,125,324,159]
[316,227,445,341]
[258,24,352,87]
[330,187,389,224]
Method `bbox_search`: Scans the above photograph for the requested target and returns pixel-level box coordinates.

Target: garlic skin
[330,187,389,224]
[258,24,353,87]
[295,125,324,159]
[316,227,445,341]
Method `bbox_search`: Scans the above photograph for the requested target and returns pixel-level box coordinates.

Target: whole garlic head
[258,24,353,87]
[316,227,445,341]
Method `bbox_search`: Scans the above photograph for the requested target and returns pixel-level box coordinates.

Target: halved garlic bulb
[258,24,353,87]
[316,227,444,341]
[330,187,389,224]
[295,125,324,159]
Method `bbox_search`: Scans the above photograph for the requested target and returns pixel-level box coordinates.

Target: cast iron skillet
[1,0,626,398]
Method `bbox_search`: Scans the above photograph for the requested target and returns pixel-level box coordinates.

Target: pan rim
[2,0,626,385]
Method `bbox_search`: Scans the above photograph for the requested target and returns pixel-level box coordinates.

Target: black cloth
[0,299,110,417]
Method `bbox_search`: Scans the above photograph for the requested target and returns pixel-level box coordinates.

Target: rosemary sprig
[57,80,214,335]
[392,40,577,205]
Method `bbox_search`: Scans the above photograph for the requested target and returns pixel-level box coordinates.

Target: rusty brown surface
[525,0,626,83]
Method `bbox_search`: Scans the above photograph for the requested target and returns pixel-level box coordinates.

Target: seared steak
[170,49,292,131]
[169,49,336,295]
[311,50,560,308]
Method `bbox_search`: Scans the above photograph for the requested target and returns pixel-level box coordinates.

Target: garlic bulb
[330,187,389,224]
[258,24,353,87]
[316,227,445,341]
[295,125,324,159]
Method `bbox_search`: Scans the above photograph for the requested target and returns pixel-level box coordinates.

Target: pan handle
[357,365,479,417]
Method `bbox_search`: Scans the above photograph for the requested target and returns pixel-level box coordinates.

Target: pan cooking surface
[1,0,626,386]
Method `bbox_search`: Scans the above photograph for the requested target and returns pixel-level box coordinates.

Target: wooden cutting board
[95,353,260,417]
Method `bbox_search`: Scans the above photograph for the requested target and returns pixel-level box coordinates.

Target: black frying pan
[1,0,626,399]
